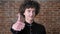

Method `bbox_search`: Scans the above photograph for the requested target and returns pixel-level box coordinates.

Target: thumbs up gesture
[12,13,25,31]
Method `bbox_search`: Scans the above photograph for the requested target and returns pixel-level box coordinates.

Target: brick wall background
[0,0,60,34]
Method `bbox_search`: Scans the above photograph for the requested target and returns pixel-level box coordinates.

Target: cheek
[24,12,29,17]
[33,13,35,16]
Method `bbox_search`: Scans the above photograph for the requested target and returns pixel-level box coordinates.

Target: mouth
[30,17,33,18]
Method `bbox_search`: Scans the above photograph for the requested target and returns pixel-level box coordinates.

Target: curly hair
[19,0,40,17]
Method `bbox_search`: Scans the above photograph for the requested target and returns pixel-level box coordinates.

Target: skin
[12,8,36,31]
[24,8,36,24]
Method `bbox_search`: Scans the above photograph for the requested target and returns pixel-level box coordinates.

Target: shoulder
[33,22,45,29]
[34,22,46,32]
[33,22,46,34]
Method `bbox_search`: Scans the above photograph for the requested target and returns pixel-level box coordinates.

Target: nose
[30,12,33,16]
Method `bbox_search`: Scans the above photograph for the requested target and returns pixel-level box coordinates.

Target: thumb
[17,13,24,22]
[17,13,21,20]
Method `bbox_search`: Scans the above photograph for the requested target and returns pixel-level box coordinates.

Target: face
[24,8,36,20]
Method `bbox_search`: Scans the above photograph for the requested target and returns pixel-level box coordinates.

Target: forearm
[10,27,19,34]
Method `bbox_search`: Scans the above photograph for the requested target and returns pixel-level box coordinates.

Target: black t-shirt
[10,21,46,34]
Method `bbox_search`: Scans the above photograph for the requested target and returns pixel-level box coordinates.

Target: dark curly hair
[19,0,40,17]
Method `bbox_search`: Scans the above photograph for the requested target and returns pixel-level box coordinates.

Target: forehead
[25,8,36,10]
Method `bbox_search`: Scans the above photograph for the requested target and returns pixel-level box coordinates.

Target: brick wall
[0,0,60,34]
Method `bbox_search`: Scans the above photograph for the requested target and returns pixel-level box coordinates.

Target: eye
[32,10,35,13]
[28,10,30,12]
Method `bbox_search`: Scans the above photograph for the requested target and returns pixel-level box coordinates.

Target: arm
[42,26,46,34]
[38,25,46,34]
[10,27,20,34]
[10,13,25,34]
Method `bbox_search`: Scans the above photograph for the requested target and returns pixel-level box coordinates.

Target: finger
[18,13,20,18]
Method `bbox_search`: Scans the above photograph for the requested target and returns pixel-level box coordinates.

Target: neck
[25,18,33,24]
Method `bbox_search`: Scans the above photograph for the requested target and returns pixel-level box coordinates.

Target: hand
[12,13,25,31]
[17,13,24,22]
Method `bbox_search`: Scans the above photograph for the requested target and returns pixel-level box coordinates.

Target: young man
[10,0,46,34]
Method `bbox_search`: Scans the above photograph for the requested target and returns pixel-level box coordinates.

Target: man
[10,0,46,34]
